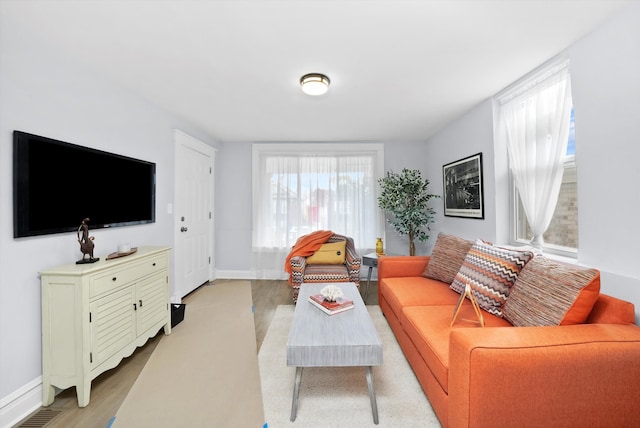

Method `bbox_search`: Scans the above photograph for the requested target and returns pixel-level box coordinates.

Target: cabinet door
[136,273,169,334]
[89,286,136,368]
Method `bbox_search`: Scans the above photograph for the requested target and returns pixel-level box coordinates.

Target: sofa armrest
[448,324,640,428]
[345,252,361,285]
[378,256,429,279]
[289,255,306,286]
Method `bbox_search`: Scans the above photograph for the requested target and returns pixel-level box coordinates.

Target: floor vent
[17,408,62,428]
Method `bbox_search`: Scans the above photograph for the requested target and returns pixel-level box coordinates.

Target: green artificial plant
[378,168,439,256]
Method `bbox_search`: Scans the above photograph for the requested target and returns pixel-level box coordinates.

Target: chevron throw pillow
[451,240,534,317]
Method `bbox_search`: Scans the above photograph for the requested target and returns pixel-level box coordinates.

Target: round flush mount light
[300,73,330,96]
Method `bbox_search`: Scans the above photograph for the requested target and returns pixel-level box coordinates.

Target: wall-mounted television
[13,131,156,238]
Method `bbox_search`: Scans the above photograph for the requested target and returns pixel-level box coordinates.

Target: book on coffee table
[308,294,354,315]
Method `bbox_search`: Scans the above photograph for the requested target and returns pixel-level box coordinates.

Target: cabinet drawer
[90,255,167,298]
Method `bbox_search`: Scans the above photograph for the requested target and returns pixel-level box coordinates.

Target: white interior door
[173,130,215,299]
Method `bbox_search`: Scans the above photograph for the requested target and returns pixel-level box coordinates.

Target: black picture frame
[443,153,484,219]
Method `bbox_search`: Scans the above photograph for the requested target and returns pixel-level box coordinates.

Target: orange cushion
[379,277,461,315]
[586,294,636,325]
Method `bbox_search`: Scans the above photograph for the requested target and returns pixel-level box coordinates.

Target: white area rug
[259,305,441,427]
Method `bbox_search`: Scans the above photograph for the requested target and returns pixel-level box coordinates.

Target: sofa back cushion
[451,240,534,317]
[502,256,600,326]
[423,233,474,284]
[586,294,636,325]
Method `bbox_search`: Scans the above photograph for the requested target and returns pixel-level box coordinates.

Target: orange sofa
[378,252,640,427]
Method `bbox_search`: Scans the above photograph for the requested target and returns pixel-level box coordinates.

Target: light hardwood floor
[14,279,378,428]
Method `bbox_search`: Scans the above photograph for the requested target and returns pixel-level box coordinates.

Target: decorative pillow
[423,233,474,284]
[502,256,600,326]
[306,240,346,265]
[450,240,534,317]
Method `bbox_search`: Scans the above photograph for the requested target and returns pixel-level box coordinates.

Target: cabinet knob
[152,263,156,266]
[112,277,117,282]
[139,299,143,307]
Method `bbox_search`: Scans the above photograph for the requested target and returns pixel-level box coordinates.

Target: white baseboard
[215,269,291,280]
[214,269,258,279]
[214,270,374,281]
[0,377,42,428]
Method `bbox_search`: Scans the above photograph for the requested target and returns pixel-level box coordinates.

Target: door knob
[180,227,188,232]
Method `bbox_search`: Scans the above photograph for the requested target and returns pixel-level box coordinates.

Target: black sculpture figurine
[76,217,100,264]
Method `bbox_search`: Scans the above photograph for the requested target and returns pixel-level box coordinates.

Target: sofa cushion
[423,233,474,284]
[302,264,350,283]
[306,240,346,264]
[380,277,461,314]
[451,240,534,317]
[400,305,511,393]
[586,294,636,325]
[502,256,600,326]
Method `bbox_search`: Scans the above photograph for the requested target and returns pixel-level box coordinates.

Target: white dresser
[40,246,172,407]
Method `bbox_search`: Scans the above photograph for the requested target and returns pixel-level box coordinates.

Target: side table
[362,252,381,302]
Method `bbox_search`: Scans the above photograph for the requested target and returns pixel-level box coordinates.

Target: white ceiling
[1,0,632,143]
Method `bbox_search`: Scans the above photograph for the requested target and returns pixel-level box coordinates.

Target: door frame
[173,129,216,301]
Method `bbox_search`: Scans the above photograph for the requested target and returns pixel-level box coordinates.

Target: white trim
[253,142,384,155]
[214,270,370,281]
[173,129,217,300]
[0,377,43,428]
[496,55,570,104]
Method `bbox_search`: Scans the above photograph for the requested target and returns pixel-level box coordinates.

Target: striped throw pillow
[423,233,474,284]
[502,256,600,326]
[451,240,534,317]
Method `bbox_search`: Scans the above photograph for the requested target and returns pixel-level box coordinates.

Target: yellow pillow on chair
[306,241,346,265]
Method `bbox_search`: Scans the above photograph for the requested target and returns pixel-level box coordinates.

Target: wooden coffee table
[286,282,383,424]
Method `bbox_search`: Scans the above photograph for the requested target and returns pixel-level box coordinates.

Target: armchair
[288,233,360,303]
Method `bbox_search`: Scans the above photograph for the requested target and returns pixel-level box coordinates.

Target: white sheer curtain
[252,143,384,278]
[498,60,573,249]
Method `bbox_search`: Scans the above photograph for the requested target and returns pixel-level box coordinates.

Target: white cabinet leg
[42,382,55,406]
[76,380,91,407]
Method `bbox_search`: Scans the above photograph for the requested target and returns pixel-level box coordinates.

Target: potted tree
[378,168,439,256]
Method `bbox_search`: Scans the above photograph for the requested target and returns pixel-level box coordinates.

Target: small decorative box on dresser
[40,246,172,407]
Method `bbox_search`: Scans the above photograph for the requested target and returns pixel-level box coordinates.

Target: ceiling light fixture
[300,73,330,96]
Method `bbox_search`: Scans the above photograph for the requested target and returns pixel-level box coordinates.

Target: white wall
[568,2,640,314]
[215,142,253,274]
[0,13,216,425]
[424,99,498,245]
[380,141,432,256]
[422,2,640,319]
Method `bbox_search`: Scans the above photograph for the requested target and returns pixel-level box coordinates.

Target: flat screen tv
[13,131,156,238]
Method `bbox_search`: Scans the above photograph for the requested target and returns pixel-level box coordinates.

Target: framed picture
[443,153,484,219]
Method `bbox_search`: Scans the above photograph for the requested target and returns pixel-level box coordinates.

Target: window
[514,108,578,253]
[252,143,384,277]
[497,58,576,255]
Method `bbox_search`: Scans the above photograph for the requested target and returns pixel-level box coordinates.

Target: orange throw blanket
[284,230,334,284]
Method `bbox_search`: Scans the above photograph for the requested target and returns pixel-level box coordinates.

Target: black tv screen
[13,131,156,238]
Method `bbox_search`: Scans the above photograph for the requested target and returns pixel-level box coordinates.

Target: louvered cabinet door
[89,286,137,369]
[136,272,169,334]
